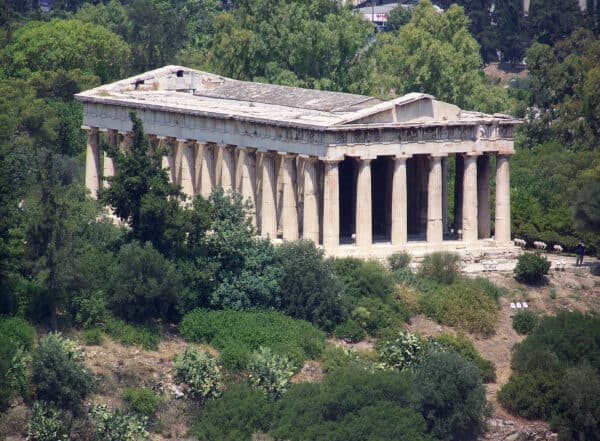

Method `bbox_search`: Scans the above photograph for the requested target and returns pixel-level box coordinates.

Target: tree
[494,0,528,63]
[386,6,413,33]
[573,166,600,234]
[100,113,186,256]
[528,0,583,46]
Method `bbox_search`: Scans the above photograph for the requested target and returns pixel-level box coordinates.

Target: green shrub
[418,278,498,335]
[179,309,325,363]
[270,368,431,441]
[331,258,395,300]
[89,404,149,440]
[435,333,496,382]
[31,333,94,411]
[514,253,550,284]
[173,347,223,400]
[351,296,410,337]
[219,340,251,371]
[27,401,70,441]
[275,240,348,331]
[82,328,103,346]
[511,347,560,373]
[512,310,538,334]
[189,382,273,441]
[321,346,368,373]
[124,387,160,416]
[103,317,159,350]
[376,331,422,371]
[248,347,295,399]
[414,351,489,441]
[71,290,109,329]
[0,335,18,411]
[334,320,366,343]
[387,251,412,271]
[419,252,461,285]
[472,276,505,302]
[497,371,561,419]
[0,316,35,351]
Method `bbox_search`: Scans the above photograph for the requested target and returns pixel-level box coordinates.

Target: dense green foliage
[513,253,551,284]
[247,347,295,399]
[172,347,223,401]
[418,252,461,285]
[376,331,423,371]
[0,316,35,351]
[512,310,539,334]
[435,333,496,383]
[89,404,149,440]
[123,388,160,417]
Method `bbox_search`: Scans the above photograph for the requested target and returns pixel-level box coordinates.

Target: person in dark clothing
[575,240,585,266]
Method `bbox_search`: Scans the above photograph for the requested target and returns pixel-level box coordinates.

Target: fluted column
[322,159,340,249]
[495,153,512,243]
[453,154,464,232]
[281,153,299,240]
[241,148,257,226]
[261,152,277,239]
[102,129,117,189]
[391,155,408,245]
[220,145,235,191]
[199,143,214,198]
[477,154,491,238]
[427,155,444,244]
[303,157,320,243]
[85,127,100,198]
[462,154,479,242]
[179,140,195,197]
[442,157,448,234]
[355,157,373,247]
[173,139,184,185]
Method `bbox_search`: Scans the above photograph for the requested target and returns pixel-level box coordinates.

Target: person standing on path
[575,240,585,266]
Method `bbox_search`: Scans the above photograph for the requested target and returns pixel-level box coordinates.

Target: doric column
[102,129,117,188]
[391,155,409,245]
[427,155,444,244]
[281,153,299,240]
[235,149,244,191]
[85,127,100,198]
[355,157,373,247]
[179,140,195,197]
[322,159,340,249]
[453,154,464,232]
[241,148,257,226]
[303,157,320,244]
[260,152,277,239]
[477,154,491,239]
[462,154,479,242]
[199,143,214,199]
[220,145,235,191]
[442,157,448,233]
[495,153,512,243]
[173,139,184,185]
[161,138,177,184]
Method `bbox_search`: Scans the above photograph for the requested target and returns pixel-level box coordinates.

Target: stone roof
[76,65,521,130]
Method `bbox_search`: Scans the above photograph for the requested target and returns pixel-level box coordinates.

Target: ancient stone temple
[77,66,520,258]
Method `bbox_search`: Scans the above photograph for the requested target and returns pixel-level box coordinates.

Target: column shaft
[477,154,491,238]
[180,140,195,197]
[261,153,277,238]
[453,154,464,232]
[355,158,373,247]
[220,146,235,191]
[199,144,214,199]
[427,156,443,243]
[323,160,340,249]
[303,159,320,243]
[391,157,408,245]
[102,129,117,189]
[442,157,448,234]
[495,154,512,243]
[241,149,257,226]
[281,154,299,240]
[462,155,479,242]
[85,128,100,198]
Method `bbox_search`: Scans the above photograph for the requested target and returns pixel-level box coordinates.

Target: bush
[189,382,273,441]
[31,333,94,411]
[179,309,325,364]
[0,335,21,411]
[248,347,295,399]
[107,241,182,323]
[435,333,496,382]
[497,370,561,419]
[103,317,159,350]
[0,316,35,351]
[418,278,499,335]
[414,351,489,441]
[334,320,366,343]
[376,331,423,371]
[351,296,410,338]
[320,346,375,373]
[275,240,347,331]
[124,387,160,416]
[512,310,538,334]
[219,340,251,371]
[27,401,70,441]
[387,251,412,271]
[172,347,223,400]
[71,290,109,330]
[88,404,149,440]
[82,328,103,346]
[419,252,461,285]
[331,258,396,300]
[514,252,550,284]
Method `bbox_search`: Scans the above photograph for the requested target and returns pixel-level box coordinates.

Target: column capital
[319,157,341,164]
[82,125,98,133]
[394,153,412,161]
[429,153,448,159]
[496,150,515,157]
[463,151,483,157]
[278,151,297,159]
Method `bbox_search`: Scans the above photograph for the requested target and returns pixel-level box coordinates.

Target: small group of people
[575,240,585,266]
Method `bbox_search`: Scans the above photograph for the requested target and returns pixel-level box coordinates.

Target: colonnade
[85,127,513,249]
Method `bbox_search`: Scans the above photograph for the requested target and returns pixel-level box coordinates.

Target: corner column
[495,153,512,243]
[427,155,444,244]
[303,157,320,244]
[85,127,100,198]
[281,153,299,240]
[102,129,117,188]
[355,157,373,247]
[462,154,479,242]
[260,152,277,239]
[391,155,409,245]
[322,159,340,249]
[477,154,491,238]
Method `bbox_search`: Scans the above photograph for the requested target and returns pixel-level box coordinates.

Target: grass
[103,317,160,350]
